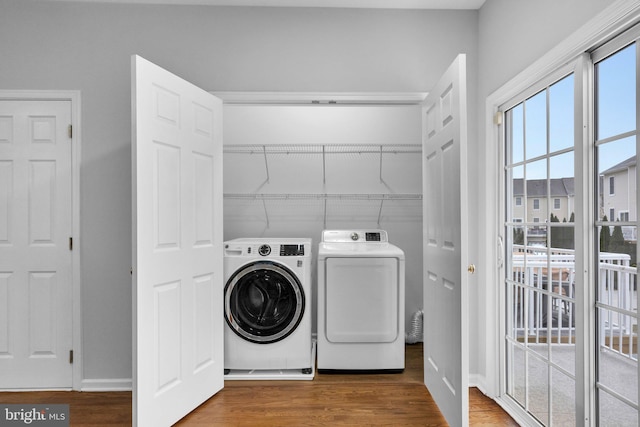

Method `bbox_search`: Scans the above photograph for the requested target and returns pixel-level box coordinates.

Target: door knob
[467,264,476,274]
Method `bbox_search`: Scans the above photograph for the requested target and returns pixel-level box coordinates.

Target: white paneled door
[0,100,73,388]
[132,55,224,426]
[422,54,469,426]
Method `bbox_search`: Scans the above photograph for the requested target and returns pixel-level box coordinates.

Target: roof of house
[512,178,575,197]
[601,156,636,176]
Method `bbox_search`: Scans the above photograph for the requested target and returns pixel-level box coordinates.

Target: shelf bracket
[262,198,270,228]
[323,198,327,228]
[262,145,270,183]
[322,145,326,184]
[377,198,385,227]
[379,145,384,183]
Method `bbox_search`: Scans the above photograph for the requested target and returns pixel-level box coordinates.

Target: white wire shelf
[223,193,422,200]
[224,143,421,183]
[223,144,421,155]
[223,145,422,227]
[224,193,422,228]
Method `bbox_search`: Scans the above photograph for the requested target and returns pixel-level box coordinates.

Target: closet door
[132,55,224,426]
[422,54,470,426]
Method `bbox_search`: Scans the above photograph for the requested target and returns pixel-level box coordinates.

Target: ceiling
[42,0,487,9]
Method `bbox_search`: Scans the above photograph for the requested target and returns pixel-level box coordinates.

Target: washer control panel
[225,240,310,257]
[256,244,305,256]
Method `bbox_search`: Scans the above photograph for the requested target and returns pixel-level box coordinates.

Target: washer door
[225,260,305,344]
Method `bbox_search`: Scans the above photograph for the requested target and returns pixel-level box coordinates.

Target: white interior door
[422,54,469,426]
[0,99,73,389]
[132,55,224,426]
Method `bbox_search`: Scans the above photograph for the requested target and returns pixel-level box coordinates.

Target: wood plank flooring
[0,344,517,426]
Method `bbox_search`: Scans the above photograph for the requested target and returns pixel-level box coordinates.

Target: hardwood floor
[0,344,517,426]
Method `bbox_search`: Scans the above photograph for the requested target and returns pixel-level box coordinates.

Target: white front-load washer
[223,238,313,374]
[318,230,405,372]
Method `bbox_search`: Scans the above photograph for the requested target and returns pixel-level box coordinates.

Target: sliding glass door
[593,35,639,427]
[501,25,640,426]
[503,69,577,426]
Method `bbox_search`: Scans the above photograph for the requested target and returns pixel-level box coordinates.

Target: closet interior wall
[223,103,423,332]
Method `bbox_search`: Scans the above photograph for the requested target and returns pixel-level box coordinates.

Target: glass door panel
[596,44,636,141]
[551,367,576,426]
[504,73,576,426]
[595,40,639,424]
[525,90,547,160]
[549,76,575,153]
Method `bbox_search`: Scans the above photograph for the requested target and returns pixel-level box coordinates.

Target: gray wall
[0,0,615,388]
[478,0,612,97]
[0,0,478,384]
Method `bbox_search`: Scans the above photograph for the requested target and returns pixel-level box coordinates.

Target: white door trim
[483,0,640,404]
[0,90,82,390]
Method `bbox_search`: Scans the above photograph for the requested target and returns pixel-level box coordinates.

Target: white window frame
[554,198,561,210]
[533,198,540,210]
[483,2,640,426]
[516,196,522,206]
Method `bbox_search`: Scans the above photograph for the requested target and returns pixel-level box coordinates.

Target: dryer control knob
[350,232,359,241]
[258,244,271,256]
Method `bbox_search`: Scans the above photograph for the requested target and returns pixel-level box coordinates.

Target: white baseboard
[81,378,132,392]
[468,373,488,395]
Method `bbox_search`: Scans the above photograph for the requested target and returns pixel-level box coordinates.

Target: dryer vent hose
[405,310,424,344]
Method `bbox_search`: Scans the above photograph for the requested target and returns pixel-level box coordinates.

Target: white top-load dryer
[317,230,405,372]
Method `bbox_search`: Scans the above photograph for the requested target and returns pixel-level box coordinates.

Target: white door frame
[483,0,640,424]
[212,91,427,105]
[0,90,82,390]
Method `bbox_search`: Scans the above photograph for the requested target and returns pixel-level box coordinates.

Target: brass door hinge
[69,237,73,251]
[68,125,73,139]
[69,350,74,364]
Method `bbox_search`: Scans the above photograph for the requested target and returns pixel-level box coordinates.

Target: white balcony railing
[509,246,638,361]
